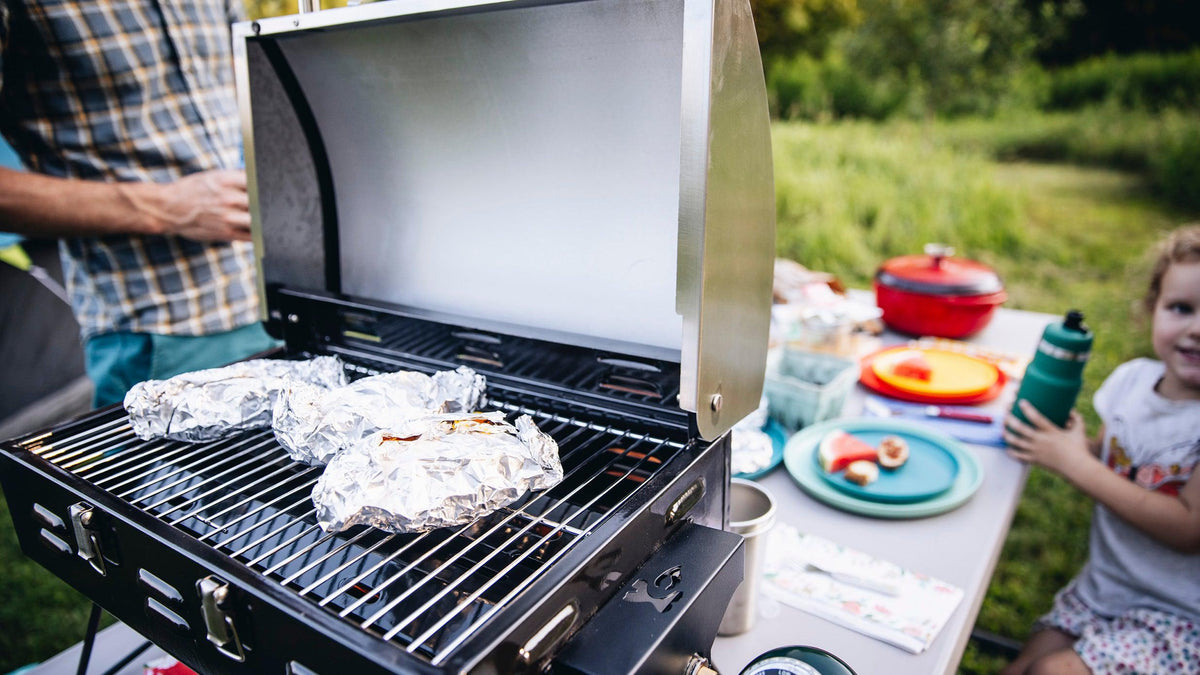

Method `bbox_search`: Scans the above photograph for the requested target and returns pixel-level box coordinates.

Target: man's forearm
[0,167,165,237]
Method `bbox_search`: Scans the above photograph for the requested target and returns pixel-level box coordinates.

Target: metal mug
[718,478,777,636]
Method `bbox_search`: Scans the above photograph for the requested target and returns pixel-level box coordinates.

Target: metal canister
[1011,309,1093,428]
[718,479,777,636]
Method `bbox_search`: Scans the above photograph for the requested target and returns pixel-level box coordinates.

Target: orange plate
[860,348,1007,405]
[872,347,1000,397]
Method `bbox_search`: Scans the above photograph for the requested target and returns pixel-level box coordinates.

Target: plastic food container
[873,244,1006,339]
[763,349,859,431]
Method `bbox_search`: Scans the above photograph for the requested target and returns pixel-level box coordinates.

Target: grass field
[1,119,1197,674]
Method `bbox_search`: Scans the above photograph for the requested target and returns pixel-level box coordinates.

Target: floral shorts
[1034,583,1200,674]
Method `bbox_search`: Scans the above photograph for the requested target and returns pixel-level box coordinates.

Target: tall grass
[765,50,1200,212]
[1045,49,1200,112]
[770,120,1198,673]
[773,121,1032,279]
[930,107,1200,211]
[767,54,906,121]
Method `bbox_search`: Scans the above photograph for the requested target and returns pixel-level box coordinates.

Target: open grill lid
[232,0,774,439]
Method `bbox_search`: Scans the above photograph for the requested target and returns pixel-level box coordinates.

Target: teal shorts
[84,323,281,408]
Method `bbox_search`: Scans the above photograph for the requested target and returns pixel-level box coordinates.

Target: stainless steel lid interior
[233,0,775,438]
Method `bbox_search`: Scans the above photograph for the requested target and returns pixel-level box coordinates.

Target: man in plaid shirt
[0,0,275,406]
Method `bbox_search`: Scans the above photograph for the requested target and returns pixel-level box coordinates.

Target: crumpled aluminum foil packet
[312,411,563,534]
[273,365,487,465]
[732,427,775,476]
[732,396,775,475]
[124,356,347,442]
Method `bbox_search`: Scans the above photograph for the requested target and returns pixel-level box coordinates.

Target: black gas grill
[3,338,728,673]
[1,0,775,671]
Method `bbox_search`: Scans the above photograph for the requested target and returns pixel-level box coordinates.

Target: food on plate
[877,435,910,469]
[844,460,879,486]
[891,352,933,381]
[818,430,879,472]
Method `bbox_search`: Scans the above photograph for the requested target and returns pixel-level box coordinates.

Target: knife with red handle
[923,405,994,424]
[863,397,995,425]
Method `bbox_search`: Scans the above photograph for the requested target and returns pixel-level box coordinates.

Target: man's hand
[128,169,251,242]
[1003,401,1092,476]
[0,166,252,242]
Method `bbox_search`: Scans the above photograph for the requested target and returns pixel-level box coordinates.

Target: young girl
[1000,225,1200,675]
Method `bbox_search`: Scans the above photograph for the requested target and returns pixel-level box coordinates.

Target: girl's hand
[1003,401,1093,476]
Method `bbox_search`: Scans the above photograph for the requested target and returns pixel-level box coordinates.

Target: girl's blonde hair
[1144,225,1200,314]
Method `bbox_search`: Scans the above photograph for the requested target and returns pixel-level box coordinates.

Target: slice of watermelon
[892,353,933,381]
[817,430,879,472]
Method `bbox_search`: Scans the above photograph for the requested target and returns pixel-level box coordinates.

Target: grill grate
[21,391,688,664]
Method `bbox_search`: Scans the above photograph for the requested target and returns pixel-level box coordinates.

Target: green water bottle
[1011,309,1093,428]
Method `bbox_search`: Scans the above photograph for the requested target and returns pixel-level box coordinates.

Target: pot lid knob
[923,243,955,269]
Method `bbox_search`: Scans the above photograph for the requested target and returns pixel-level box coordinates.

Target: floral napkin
[762,523,964,654]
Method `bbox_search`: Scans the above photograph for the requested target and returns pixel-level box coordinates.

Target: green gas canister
[1011,310,1093,428]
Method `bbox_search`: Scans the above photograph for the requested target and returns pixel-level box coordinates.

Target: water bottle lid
[1044,309,1093,352]
[1064,310,1087,332]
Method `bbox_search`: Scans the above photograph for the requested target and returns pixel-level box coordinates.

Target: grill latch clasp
[68,502,106,576]
[199,576,246,662]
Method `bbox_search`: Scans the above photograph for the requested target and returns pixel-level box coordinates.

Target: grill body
[1,350,738,673]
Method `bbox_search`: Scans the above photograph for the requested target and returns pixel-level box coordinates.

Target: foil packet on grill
[124,356,347,443]
[273,366,487,466]
[313,411,563,534]
[731,427,775,476]
[731,395,775,475]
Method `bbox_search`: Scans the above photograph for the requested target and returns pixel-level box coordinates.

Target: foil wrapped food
[273,366,487,465]
[732,427,775,476]
[732,396,775,475]
[312,411,563,533]
[124,356,347,442]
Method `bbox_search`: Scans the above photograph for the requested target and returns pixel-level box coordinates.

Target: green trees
[841,0,1041,115]
[751,0,861,62]
[760,0,1080,118]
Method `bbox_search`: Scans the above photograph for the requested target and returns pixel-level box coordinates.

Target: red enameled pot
[873,244,1007,338]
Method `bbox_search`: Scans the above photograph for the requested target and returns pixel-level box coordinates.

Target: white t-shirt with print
[1072,358,1200,622]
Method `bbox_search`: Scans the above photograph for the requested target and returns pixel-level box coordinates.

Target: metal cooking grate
[20,394,687,665]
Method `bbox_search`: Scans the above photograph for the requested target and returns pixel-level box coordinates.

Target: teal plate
[784,418,983,519]
[813,428,959,503]
[735,418,788,481]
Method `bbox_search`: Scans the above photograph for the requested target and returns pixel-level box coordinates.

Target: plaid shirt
[0,0,259,341]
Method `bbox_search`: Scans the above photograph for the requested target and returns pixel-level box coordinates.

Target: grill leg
[99,640,154,675]
[76,603,103,675]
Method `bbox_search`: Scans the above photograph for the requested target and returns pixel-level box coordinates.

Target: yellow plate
[872,347,999,397]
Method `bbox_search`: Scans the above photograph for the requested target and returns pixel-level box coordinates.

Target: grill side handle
[551,522,744,675]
